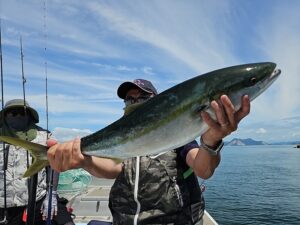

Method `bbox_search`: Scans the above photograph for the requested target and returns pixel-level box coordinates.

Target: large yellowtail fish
[0,62,281,177]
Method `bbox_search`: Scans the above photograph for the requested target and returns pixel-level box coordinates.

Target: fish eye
[250,77,257,85]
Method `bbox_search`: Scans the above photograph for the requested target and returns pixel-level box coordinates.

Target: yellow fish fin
[0,136,49,177]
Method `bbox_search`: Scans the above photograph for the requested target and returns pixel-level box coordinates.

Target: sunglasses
[5,108,27,117]
[124,94,152,106]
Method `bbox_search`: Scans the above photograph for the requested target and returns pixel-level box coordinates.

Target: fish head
[204,62,281,108]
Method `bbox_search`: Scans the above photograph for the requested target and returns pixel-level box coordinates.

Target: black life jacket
[109,149,205,225]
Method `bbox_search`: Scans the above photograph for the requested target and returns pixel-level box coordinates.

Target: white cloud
[142,67,154,75]
[86,1,238,74]
[52,127,93,142]
[255,1,300,119]
[292,133,300,139]
[256,128,267,134]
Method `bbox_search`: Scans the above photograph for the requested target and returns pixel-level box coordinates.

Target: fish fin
[0,136,49,177]
[23,159,49,178]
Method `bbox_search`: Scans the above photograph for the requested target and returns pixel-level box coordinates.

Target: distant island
[225,138,300,146]
[225,138,268,146]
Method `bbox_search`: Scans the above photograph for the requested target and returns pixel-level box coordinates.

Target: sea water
[203,145,300,225]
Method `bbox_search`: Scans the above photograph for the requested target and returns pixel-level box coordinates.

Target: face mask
[123,102,145,116]
[6,115,30,130]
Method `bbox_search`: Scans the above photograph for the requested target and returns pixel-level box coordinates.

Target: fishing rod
[20,36,38,225]
[43,1,55,224]
[44,0,49,141]
[0,18,8,225]
[19,37,29,142]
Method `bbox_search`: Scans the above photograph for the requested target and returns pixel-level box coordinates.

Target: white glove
[41,190,58,220]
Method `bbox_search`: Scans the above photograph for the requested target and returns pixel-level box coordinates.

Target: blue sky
[0,0,299,143]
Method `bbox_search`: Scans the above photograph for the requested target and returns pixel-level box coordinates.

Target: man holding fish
[47,79,250,224]
[1,63,280,224]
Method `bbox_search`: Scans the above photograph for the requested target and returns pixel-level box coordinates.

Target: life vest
[109,149,205,225]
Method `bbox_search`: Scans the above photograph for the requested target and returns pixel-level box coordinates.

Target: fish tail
[0,136,49,177]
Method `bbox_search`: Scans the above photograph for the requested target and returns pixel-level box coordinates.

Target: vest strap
[183,167,194,179]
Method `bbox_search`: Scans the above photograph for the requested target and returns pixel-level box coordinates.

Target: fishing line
[0,17,8,225]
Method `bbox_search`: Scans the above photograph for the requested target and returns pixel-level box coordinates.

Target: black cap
[117,79,158,99]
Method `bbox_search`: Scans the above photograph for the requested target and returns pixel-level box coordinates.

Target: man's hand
[201,95,250,146]
[47,137,85,172]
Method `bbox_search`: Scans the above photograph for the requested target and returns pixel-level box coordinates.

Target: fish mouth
[270,68,281,80]
[261,67,281,93]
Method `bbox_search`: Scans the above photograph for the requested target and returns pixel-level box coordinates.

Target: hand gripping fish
[0,62,281,177]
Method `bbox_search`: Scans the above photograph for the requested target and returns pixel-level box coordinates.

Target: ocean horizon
[204,145,300,225]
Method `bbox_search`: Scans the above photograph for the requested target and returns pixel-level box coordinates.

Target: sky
[0,0,299,143]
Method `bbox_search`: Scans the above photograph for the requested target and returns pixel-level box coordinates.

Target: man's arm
[47,138,122,179]
[186,95,250,179]
[81,154,122,179]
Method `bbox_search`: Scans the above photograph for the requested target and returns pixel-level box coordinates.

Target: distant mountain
[225,138,268,146]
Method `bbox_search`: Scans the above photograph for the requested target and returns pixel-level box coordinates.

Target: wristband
[200,136,224,156]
